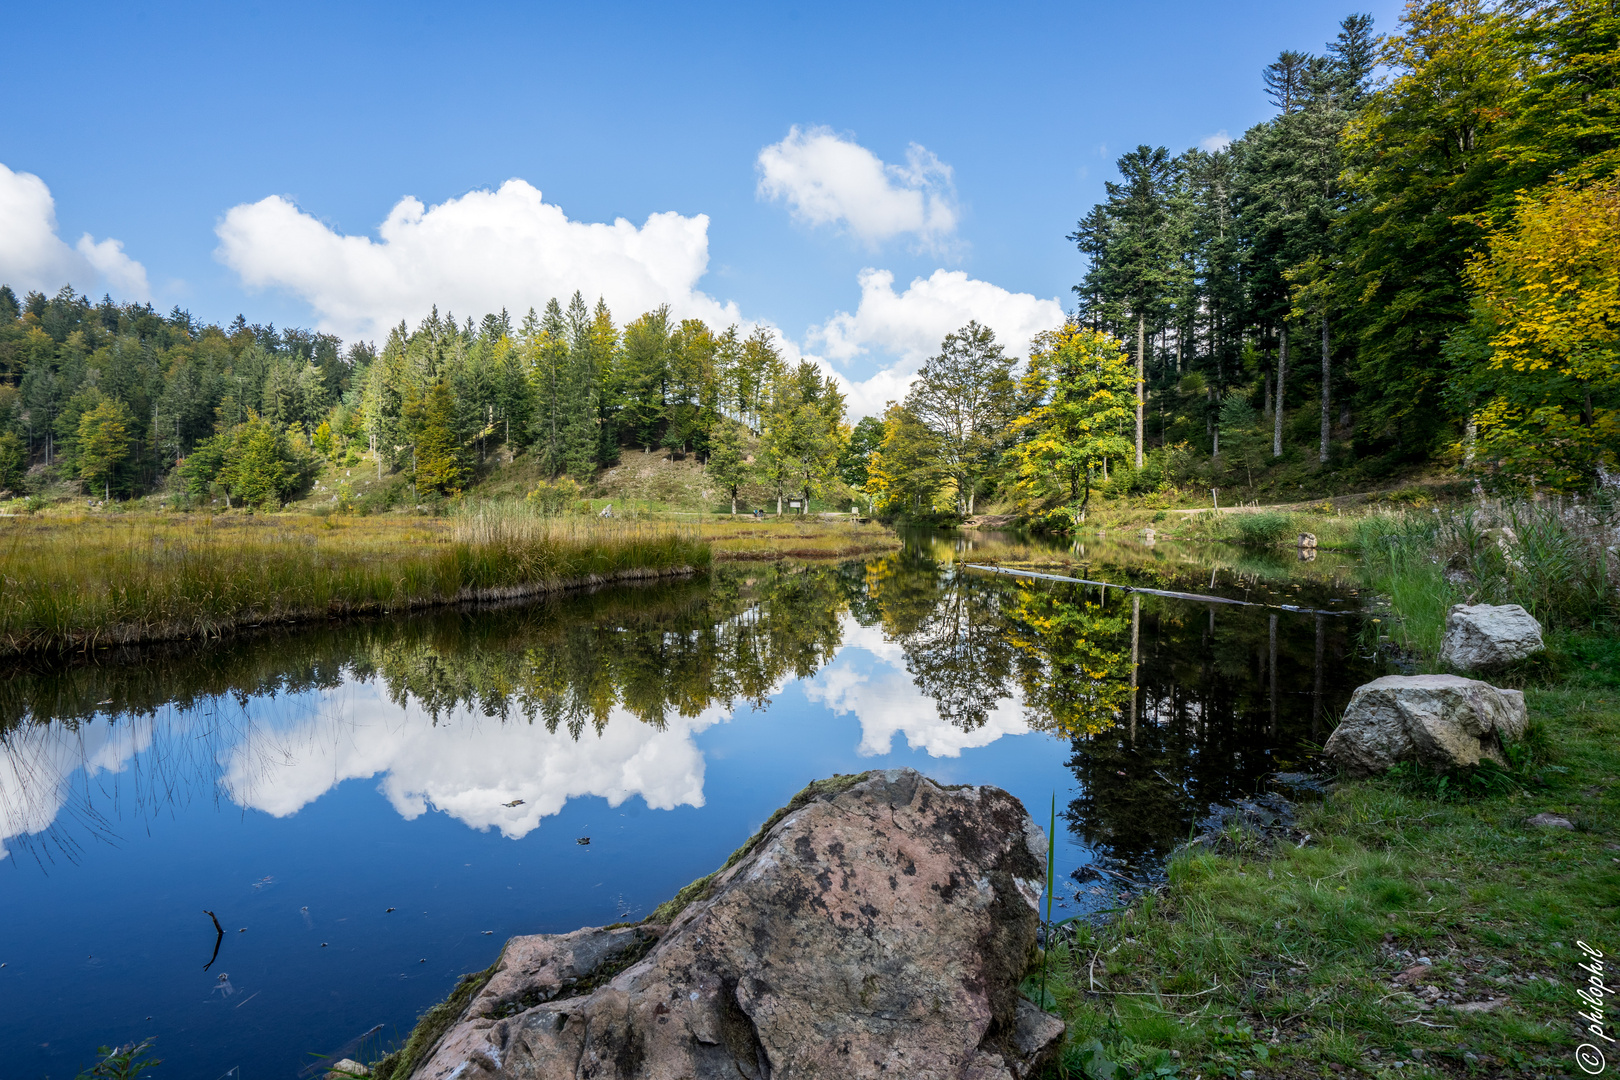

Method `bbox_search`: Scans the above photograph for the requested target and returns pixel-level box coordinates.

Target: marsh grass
[0,507,899,655]
[692,516,899,561]
[1354,493,1619,660]
[0,509,708,655]
[1231,510,1298,548]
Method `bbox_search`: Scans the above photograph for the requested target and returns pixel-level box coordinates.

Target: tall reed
[1354,487,1619,659]
[0,510,709,656]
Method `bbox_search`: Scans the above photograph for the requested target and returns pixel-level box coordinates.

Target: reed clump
[0,508,709,656]
[1354,487,1620,658]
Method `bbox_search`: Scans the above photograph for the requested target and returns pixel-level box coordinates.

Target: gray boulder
[1324,674,1527,775]
[404,769,1063,1080]
[1439,603,1544,670]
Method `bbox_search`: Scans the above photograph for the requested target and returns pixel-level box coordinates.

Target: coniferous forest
[0,0,1614,522]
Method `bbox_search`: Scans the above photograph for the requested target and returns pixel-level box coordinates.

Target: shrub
[527,476,583,515]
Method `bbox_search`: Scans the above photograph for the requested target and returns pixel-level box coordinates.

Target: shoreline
[0,562,705,661]
[0,513,900,660]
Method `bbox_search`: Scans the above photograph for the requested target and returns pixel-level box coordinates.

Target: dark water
[0,532,1382,1078]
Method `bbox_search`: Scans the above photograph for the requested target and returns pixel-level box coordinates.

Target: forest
[0,0,1614,523]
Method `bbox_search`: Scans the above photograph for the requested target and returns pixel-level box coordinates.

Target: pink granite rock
[406,768,1063,1080]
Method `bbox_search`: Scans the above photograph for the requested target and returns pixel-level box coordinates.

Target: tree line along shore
[2,5,1615,531]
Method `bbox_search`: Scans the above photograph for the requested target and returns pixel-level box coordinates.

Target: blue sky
[0,0,1401,415]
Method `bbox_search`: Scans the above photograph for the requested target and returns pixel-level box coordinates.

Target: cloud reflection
[221,681,727,838]
[0,714,154,860]
[805,617,1029,758]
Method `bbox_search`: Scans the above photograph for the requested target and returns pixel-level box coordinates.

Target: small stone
[1526,813,1575,830]
[1453,998,1508,1013]
[325,1060,370,1079]
[1298,532,1317,549]
[1241,1071,1257,1079]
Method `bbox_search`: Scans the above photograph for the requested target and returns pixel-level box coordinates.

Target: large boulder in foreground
[407,769,1064,1080]
[1324,674,1527,775]
[1438,603,1544,670]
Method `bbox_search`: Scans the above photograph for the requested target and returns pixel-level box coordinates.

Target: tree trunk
[730,494,737,515]
[1319,312,1331,465]
[1129,595,1140,744]
[1135,311,1146,468]
[1264,372,1272,418]
[1273,323,1288,458]
[776,491,782,515]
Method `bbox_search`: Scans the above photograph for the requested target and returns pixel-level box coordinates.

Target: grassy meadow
[0,505,901,656]
[0,509,710,655]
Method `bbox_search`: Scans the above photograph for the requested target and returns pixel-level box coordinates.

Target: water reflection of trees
[2,545,1375,878]
[0,568,853,735]
[859,542,1374,875]
[1062,601,1366,875]
[862,553,1018,730]
[368,566,850,733]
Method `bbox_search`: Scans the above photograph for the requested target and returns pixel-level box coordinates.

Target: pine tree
[408,380,469,495]
[560,292,600,480]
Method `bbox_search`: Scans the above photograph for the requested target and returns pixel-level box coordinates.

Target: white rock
[1298,532,1318,549]
[1324,674,1527,775]
[1439,603,1544,670]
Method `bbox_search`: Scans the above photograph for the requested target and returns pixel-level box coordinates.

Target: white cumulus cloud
[757,126,959,250]
[215,180,743,343]
[0,162,150,299]
[1200,130,1233,152]
[807,268,1064,419]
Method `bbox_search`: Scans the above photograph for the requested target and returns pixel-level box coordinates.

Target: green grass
[1036,672,1619,1078]
[1351,496,1620,662]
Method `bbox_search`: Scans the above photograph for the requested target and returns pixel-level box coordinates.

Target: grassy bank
[1036,494,1620,1079]
[695,516,899,561]
[0,509,900,656]
[0,510,709,656]
[1039,669,1618,1079]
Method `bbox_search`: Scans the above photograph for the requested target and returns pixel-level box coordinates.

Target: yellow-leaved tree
[1007,325,1135,527]
[1462,179,1620,487]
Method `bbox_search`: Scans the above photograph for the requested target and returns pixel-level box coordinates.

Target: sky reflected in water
[0,536,1381,1078]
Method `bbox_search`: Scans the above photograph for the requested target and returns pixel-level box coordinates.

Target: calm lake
[0,530,1384,1079]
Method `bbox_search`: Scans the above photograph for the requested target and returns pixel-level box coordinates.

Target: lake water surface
[0,530,1384,1078]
